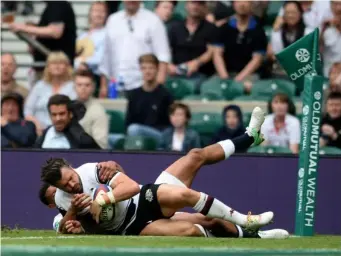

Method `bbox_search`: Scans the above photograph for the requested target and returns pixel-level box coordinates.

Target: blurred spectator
[154,1,178,29]
[206,1,268,27]
[168,1,218,92]
[9,1,76,81]
[320,92,341,149]
[324,62,341,106]
[261,93,300,154]
[105,1,121,15]
[320,1,341,77]
[24,52,77,136]
[35,94,100,149]
[126,54,174,143]
[1,53,28,98]
[2,1,33,16]
[99,0,170,98]
[74,70,109,149]
[1,93,36,148]
[213,1,267,82]
[75,1,107,80]
[273,1,332,31]
[160,103,200,152]
[211,105,246,152]
[267,1,313,76]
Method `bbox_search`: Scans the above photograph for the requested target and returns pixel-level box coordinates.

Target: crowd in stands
[1,0,341,154]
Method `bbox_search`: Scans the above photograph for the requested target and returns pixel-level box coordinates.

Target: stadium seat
[319,147,341,155]
[106,110,126,134]
[265,1,284,26]
[201,78,244,100]
[165,77,196,100]
[248,145,292,154]
[251,79,296,98]
[112,137,125,150]
[189,112,222,138]
[124,136,157,151]
[183,94,224,101]
[234,95,270,101]
[243,112,252,126]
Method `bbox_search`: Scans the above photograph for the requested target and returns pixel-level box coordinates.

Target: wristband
[96,192,116,206]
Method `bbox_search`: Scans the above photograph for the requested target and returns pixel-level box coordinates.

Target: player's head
[47,94,73,132]
[39,183,57,208]
[41,158,82,194]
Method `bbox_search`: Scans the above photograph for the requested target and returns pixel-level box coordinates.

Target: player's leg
[158,107,265,187]
[157,183,273,230]
[139,219,212,237]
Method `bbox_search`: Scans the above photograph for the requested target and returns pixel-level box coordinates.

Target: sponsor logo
[298,168,305,178]
[295,48,310,63]
[145,189,153,202]
[303,105,309,116]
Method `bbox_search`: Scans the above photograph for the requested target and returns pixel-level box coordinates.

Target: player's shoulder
[75,162,98,174]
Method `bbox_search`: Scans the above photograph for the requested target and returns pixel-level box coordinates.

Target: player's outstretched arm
[97,161,126,183]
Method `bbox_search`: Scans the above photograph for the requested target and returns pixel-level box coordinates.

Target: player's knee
[187,148,205,165]
[177,188,195,203]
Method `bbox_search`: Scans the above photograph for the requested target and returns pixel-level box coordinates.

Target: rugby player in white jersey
[40,185,288,239]
[41,107,288,238]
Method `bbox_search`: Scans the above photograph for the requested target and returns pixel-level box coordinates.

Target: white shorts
[154,171,187,188]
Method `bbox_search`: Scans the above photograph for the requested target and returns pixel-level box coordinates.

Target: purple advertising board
[1,150,341,234]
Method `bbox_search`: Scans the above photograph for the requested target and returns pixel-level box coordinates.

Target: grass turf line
[1,230,341,249]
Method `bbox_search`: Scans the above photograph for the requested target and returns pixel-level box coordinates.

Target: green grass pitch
[1,230,341,256]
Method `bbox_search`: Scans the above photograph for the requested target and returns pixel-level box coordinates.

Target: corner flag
[275,28,323,92]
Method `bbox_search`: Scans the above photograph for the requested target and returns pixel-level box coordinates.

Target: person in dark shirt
[1,93,36,148]
[211,105,246,152]
[320,92,341,149]
[9,1,76,74]
[126,54,174,143]
[168,1,220,92]
[213,1,267,82]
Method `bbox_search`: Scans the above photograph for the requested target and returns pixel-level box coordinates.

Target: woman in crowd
[75,1,107,78]
[159,103,200,153]
[268,1,312,63]
[24,52,76,136]
[211,105,245,152]
[261,93,300,154]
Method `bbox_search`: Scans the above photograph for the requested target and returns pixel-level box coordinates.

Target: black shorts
[124,184,167,235]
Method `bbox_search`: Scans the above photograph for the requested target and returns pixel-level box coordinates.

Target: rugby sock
[193,193,247,227]
[218,134,254,159]
[241,228,261,238]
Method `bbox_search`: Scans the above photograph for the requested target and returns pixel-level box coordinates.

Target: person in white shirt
[99,0,171,98]
[320,1,341,77]
[273,0,332,31]
[261,93,300,154]
[268,1,313,60]
[75,1,108,76]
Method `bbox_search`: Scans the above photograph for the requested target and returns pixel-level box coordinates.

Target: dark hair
[74,69,95,82]
[41,158,70,185]
[282,1,305,47]
[169,102,191,125]
[47,94,72,113]
[268,93,296,116]
[39,183,51,206]
[138,54,159,66]
[155,1,177,8]
[328,92,341,100]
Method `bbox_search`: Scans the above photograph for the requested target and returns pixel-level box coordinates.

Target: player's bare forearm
[110,173,140,203]
[59,208,78,234]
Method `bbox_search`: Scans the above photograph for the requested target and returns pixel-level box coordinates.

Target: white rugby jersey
[55,163,139,232]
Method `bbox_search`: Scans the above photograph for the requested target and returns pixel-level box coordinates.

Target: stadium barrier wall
[1,149,340,234]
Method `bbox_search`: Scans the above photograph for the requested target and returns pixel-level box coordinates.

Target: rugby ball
[92,184,115,222]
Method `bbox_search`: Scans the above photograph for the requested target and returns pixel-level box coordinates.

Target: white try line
[1,235,111,240]
[1,245,341,254]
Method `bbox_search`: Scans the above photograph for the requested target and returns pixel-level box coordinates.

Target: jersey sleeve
[53,213,63,232]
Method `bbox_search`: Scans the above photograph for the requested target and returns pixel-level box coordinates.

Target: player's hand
[71,193,92,212]
[90,200,102,224]
[65,220,84,234]
[97,161,120,182]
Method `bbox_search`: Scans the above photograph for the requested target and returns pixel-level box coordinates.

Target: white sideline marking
[1,245,341,254]
[1,236,110,240]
